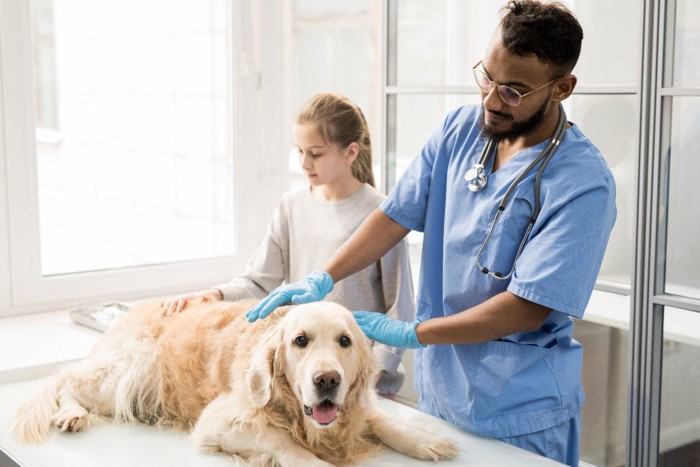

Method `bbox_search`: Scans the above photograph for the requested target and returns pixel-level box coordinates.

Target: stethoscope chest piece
[465,138,496,193]
[464,164,487,192]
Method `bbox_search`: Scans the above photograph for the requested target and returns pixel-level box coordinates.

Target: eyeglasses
[472,60,562,107]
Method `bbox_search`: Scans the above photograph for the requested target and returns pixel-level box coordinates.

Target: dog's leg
[368,409,459,461]
[193,393,334,467]
[51,380,92,434]
[12,370,97,442]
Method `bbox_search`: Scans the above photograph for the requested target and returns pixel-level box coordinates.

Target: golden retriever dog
[12,297,457,466]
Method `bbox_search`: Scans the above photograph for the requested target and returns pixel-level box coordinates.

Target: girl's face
[293,122,357,188]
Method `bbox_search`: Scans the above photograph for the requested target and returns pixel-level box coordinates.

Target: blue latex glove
[246,270,334,322]
[352,311,425,349]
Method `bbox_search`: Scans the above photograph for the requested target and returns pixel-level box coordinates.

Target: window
[32,0,235,276]
[0,0,286,313]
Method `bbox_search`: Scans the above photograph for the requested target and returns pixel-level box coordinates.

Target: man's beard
[478,98,549,143]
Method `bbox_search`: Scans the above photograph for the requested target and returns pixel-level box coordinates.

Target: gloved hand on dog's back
[246,270,334,322]
[352,312,426,349]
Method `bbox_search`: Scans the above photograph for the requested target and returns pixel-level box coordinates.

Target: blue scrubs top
[381,105,616,438]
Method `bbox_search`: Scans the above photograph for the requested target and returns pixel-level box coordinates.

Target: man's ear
[553,74,577,102]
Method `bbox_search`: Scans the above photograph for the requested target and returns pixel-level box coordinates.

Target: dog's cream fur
[12,298,457,466]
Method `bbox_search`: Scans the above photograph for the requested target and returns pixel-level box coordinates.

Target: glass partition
[395,1,498,86]
[658,307,700,464]
[566,95,638,286]
[664,97,700,299]
[572,0,643,87]
[670,0,700,87]
[392,94,481,183]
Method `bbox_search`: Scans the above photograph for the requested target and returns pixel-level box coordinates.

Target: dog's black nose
[314,371,340,390]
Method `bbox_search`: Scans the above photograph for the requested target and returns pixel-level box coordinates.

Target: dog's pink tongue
[313,404,338,424]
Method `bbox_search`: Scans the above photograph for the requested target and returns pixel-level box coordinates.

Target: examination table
[0,309,564,466]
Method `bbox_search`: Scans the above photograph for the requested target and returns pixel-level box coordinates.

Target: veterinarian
[246,1,616,466]
[164,92,415,398]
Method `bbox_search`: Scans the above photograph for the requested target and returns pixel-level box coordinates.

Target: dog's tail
[11,380,59,443]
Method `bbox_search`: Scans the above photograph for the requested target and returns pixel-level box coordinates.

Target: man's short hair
[500,0,583,75]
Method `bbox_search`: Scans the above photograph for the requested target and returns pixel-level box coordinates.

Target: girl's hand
[162,289,223,317]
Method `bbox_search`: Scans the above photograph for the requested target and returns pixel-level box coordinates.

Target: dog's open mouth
[304,399,339,425]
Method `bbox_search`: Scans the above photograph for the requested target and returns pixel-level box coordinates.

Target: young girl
[164,92,415,396]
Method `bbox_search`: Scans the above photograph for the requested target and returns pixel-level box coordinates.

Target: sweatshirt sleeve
[214,203,288,301]
[373,237,416,394]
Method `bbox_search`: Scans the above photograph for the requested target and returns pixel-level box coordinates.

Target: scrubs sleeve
[381,118,446,232]
[508,175,616,318]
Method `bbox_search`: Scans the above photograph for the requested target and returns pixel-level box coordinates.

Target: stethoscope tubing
[473,103,567,280]
[500,103,567,216]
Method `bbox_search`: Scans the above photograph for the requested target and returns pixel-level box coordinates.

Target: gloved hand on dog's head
[246,270,334,322]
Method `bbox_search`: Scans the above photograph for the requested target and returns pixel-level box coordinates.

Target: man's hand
[245,270,334,322]
[352,312,425,349]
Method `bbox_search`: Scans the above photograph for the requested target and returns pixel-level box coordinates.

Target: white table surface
[0,309,564,466]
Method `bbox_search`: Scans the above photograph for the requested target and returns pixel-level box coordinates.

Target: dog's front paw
[52,406,90,433]
[413,437,459,461]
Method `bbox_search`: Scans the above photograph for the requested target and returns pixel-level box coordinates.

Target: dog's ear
[246,325,282,408]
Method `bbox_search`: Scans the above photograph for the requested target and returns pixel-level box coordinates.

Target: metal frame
[0,448,21,467]
[628,0,662,464]
[381,0,397,191]
[630,0,700,464]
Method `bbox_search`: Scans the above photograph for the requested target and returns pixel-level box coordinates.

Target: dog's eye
[294,335,308,348]
[339,335,351,348]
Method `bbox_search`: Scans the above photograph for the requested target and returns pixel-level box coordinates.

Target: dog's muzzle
[304,370,341,425]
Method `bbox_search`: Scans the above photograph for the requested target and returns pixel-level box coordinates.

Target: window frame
[0,0,287,315]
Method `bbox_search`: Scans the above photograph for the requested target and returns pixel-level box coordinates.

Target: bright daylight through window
[31,0,235,276]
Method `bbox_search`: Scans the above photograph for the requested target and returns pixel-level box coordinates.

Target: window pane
[664,97,700,299]
[289,3,380,191]
[391,94,480,186]
[659,307,700,465]
[396,1,498,86]
[577,293,630,467]
[296,28,372,112]
[565,95,637,287]
[394,0,642,87]
[293,0,369,15]
[671,0,700,87]
[33,0,234,276]
[572,0,642,87]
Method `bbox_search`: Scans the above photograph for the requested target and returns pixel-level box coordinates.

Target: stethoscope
[464,103,567,280]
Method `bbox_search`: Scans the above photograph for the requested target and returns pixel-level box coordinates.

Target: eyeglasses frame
[472,59,564,107]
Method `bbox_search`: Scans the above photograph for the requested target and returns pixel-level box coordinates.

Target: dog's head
[245,302,377,428]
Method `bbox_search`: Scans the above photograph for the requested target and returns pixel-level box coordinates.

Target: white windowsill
[582,289,700,348]
[0,309,102,384]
